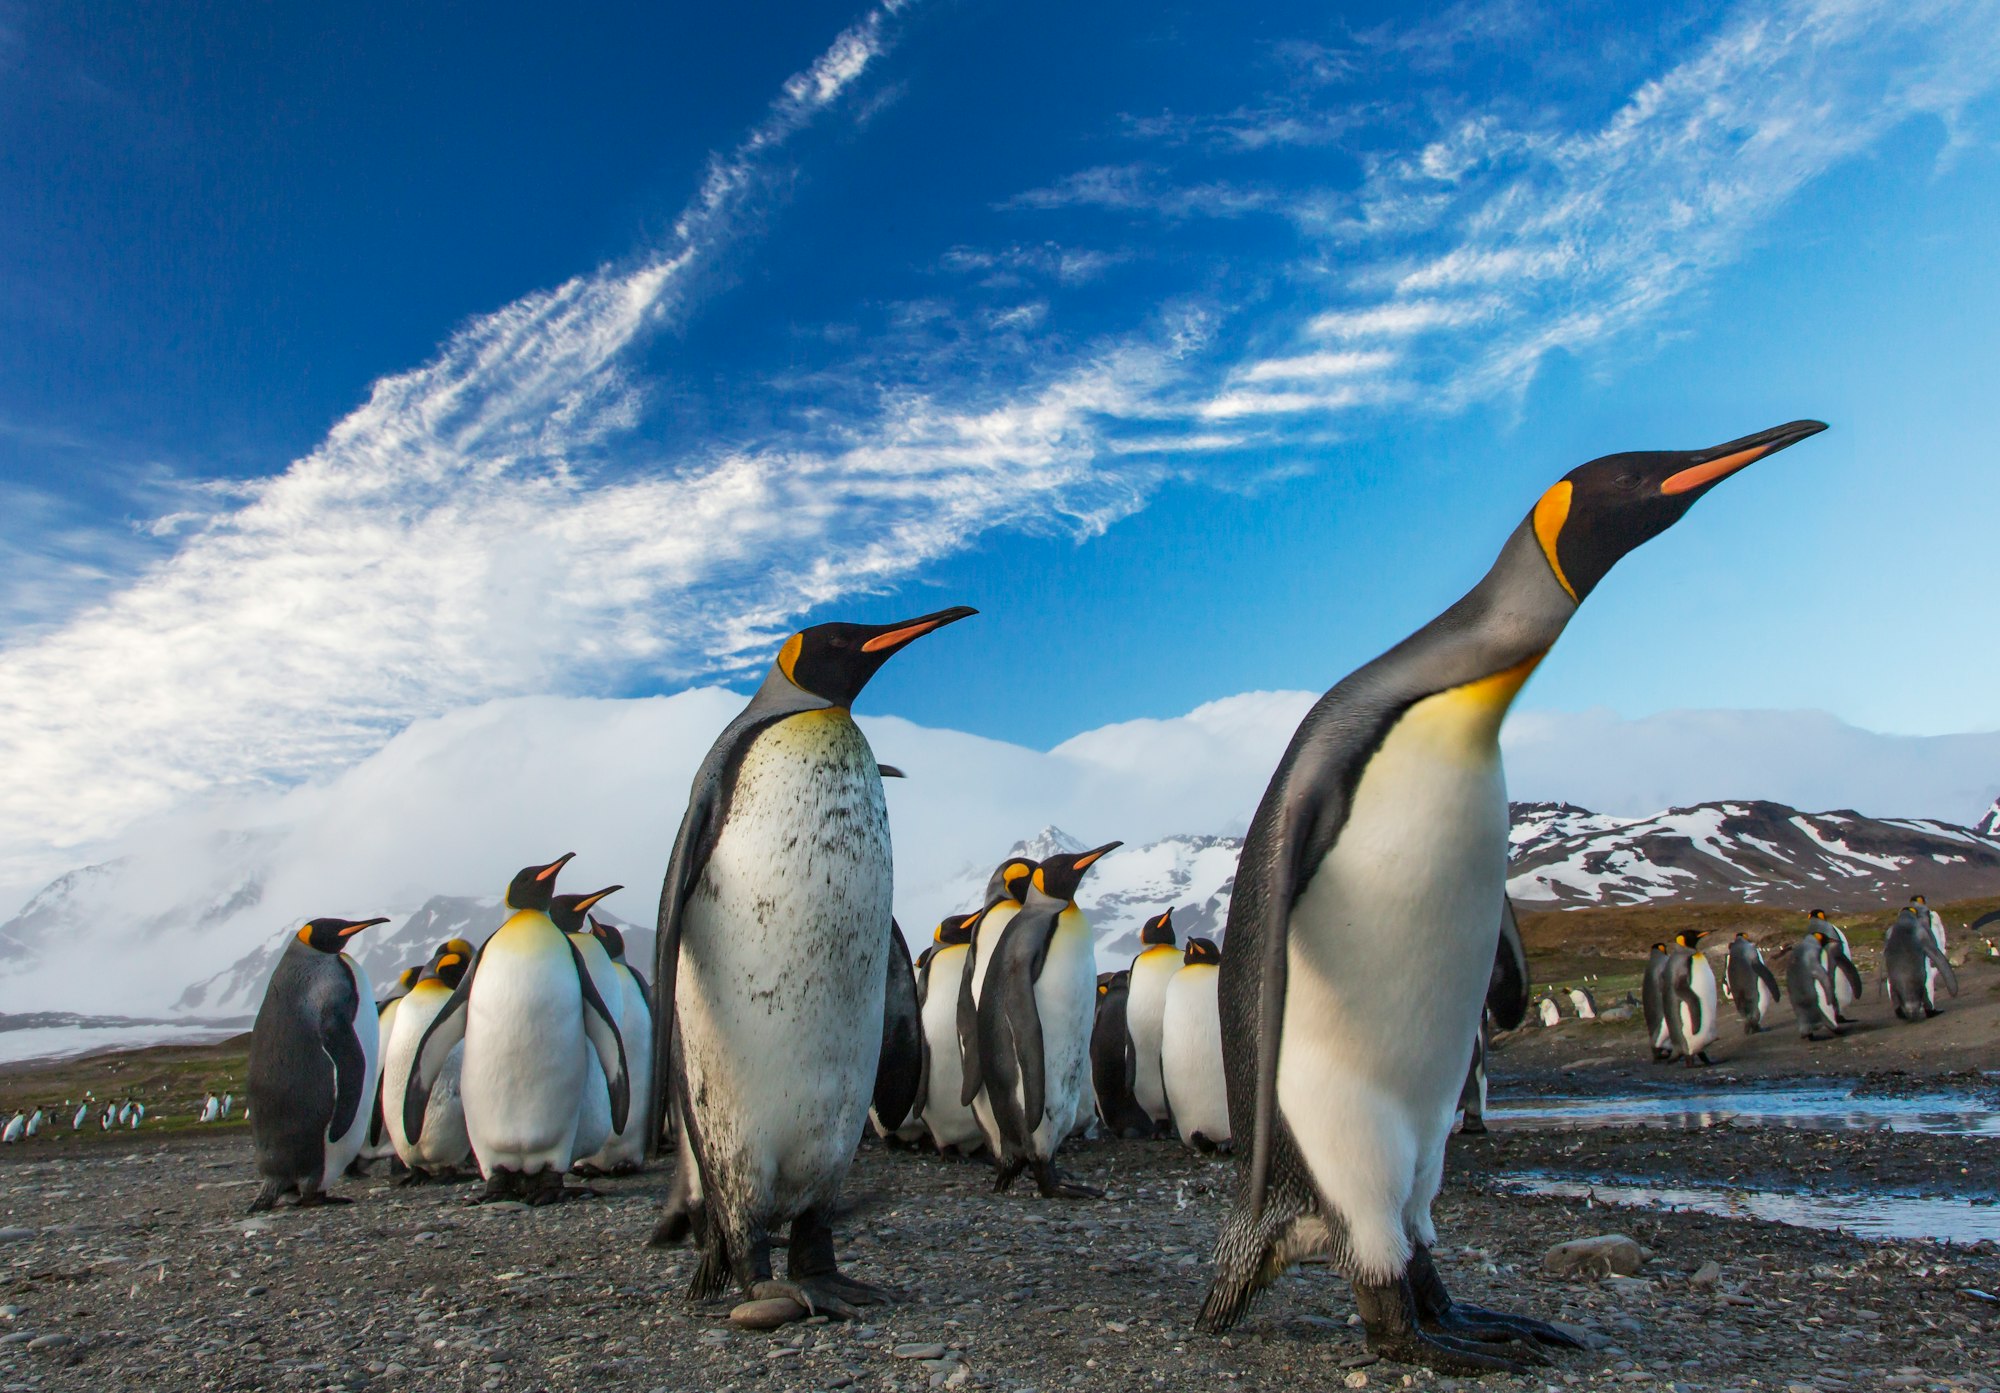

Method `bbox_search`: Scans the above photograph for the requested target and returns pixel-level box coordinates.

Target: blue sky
[1,0,1997,870]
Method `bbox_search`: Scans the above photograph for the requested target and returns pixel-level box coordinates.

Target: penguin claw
[1445,1306,1589,1350]
[1370,1330,1537,1376]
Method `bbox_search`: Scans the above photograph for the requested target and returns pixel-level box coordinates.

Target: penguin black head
[1530,420,1826,603]
[1812,930,1832,945]
[1140,910,1176,948]
[985,858,1038,907]
[1910,894,1927,906]
[771,606,977,709]
[1031,842,1123,904]
[395,965,423,991]
[427,940,474,989]
[1808,908,1828,921]
[1184,937,1221,966]
[295,917,390,953]
[588,915,625,960]
[935,912,977,947]
[505,853,575,912]
[550,885,623,934]
[1673,930,1708,950]
[1650,942,1667,954]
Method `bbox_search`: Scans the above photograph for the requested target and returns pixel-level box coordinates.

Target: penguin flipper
[403,952,477,1146]
[1007,921,1060,1136]
[956,918,985,1106]
[1672,980,1704,1043]
[625,965,654,1014]
[570,937,631,1135]
[322,966,368,1142]
[1922,939,1961,997]
[1757,961,1782,1002]
[1834,951,1863,1001]
[1487,896,1531,1031]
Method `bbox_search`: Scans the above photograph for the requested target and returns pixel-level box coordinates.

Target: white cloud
[1237,349,1398,382]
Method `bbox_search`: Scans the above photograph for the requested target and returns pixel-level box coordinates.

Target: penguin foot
[1407,1246,1573,1355]
[475,1171,523,1204]
[991,1158,1027,1194]
[1439,1305,1587,1350]
[748,1276,886,1322]
[1355,1274,1541,1376]
[294,1192,353,1209]
[523,1171,571,1207]
[246,1182,285,1214]
[1458,1118,1488,1136]
[1031,1159,1102,1200]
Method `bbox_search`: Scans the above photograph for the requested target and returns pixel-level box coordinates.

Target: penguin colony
[223,423,1844,1374]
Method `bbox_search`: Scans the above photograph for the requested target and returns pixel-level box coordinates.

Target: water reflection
[1496,1174,2000,1244]
[1490,1085,2000,1137]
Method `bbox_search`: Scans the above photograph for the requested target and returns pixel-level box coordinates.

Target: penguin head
[1183,937,1221,966]
[550,885,623,934]
[1530,420,1825,603]
[1649,942,1667,955]
[588,915,625,961]
[1812,930,1832,945]
[294,917,390,953]
[935,912,977,947]
[985,858,1038,907]
[767,606,977,710]
[396,965,423,991]
[1808,908,1828,921]
[427,942,472,989]
[1910,894,1927,906]
[1673,930,1708,950]
[1030,842,1123,905]
[504,853,575,912]
[1139,910,1176,947]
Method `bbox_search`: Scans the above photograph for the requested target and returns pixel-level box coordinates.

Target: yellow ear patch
[777,632,804,684]
[1533,481,1578,602]
[296,925,312,945]
[1031,868,1047,895]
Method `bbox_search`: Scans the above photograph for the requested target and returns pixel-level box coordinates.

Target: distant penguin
[549,885,628,1173]
[1665,931,1718,1066]
[869,920,926,1147]
[1124,910,1180,1137]
[245,915,391,1211]
[1725,934,1781,1033]
[1090,969,1152,1139]
[1196,419,1825,1371]
[405,855,629,1205]
[382,940,476,1180]
[1,1113,20,1144]
[1807,910,1862,1019]
[71,1102,87,1130]
[26,1108,44,1138]
[1565,986,1597,1020]
[1884,908,1958,1021]
[958,858,1040,1156]
[1908,895,1949,1002]
[965,844,1122,1197]
[199,1094,220,1123]
[581,914,657,1175]
[915,913,985,1154]
[221,1092,233,1118]
[1642,943,1675,1061]
[647,607,973,1317]
[1161,938,1229,1151]
[1536,995,1561,1027]
[360,965,424,1171]
[1787,931,1845,1039]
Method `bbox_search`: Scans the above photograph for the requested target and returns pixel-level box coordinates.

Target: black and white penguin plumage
[382,940,475,1179]
[1642,943,1675,1060]
[1908,895,1950,1003]
[1458,898,1530,1136]
[647,607,974,1320]
[549,885,629,1173]
[1089,970,1152,1139]
[963,843,1120,1198]
[916,913,985,1154]
[958,857,1039,1155]
[359,964,423,1171]
[245,915,390,1211]
[583,915,657,1174]
[1196,419,1825,1375]
[404,855,630,1205]
[1725,934,1782,1033]
[1666,931,1719,1067]
[870,920,927,1146]
[1884,908,1958,1020]
[1807,909,1863,1019]
[1161,938,1229,1151]
[1787,931,1845,1039]
[1124,910,1179,1136]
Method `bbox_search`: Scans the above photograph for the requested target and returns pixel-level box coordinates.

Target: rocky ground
[3,1106,1998,1393]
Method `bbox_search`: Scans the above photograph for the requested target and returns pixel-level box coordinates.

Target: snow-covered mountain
[1978,795,2000,839]
[1507,799,2000,909]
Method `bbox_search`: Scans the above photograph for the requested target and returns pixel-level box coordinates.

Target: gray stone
[729,1297,806,1331]
[26,1334,73,1350]
[1543,1234,1650,1278]
[0,1228,33,1244]
[1691,1260,1724,1287]
[894,1343,948,1360]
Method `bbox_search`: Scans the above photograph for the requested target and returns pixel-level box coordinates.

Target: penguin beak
[535,852,577,883]
[1073,841,1124,871]
[572,885,623,914]
[1660,419,1826,496]
[858,606,978,655]
[339,917,391,938]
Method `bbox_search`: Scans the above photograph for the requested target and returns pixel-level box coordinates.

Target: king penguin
[1787,930,1845,1039]
[245,915,390,1211]
[957,857,1039,1154]
[1807,910,1863,1019]
[647,606,974,1320]
[1090,969,1153,1139]
[963,843,1121,1198]
[916,913,985,1154]
[1665,931,1719,1066]
[404,855,629,1205]
[1124,910,1180,1138]
[382,940,476,1180]
[1642,943,1675,1061]
[359,964,424,1172]
[1161,938,1229,1151]
[1195,419,1825,1374]
[870,920,927,1147]
[582,914,657,1174]
[548,885,627,1173]
[1908,895,1950,1003]
[1725,934,1782,1033]
[1884,908,1958,1020]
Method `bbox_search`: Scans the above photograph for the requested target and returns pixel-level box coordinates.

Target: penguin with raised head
[869,921,926,1147]
[1725,934,1781,1033]
[647,607,974,1320]
[245,915,390,1211]
[358,964,424,1173]
[382,940,476,1180]
[964,843,1121,1197]
[549,885,628,1173]
[1787,931,1845,1039]
[582,914,656,1174]
[1884,908,1958,1020]
[1124,910,1180,1138]
[405,855,629,1205]
[1807,910,1862,1019]
[1196,420,1825,1374]
[1161,938,1229,1151]
[1642,943,1675,1061]
[1665,931,1719,1066]
[957,857,1038,1155]
[1458,898,1531,1136]
[915,913,985,1154]
[1090,970,1153,1139]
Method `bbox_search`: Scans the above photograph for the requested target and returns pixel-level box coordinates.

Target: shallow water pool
[1489,1085,2000,1137]
[1494,1173,2000,1245]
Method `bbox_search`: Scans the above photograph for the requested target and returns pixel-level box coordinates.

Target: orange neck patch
[1532,481,1578,602]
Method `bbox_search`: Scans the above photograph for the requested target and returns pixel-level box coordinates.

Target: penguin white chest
[461,917,590,1174]
[1029,907,1099,1152]
[1276,680,1514,1281]
[919,945,982,1149]
[680,710,891,1214]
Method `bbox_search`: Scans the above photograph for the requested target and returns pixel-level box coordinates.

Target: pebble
[1543,1233,1649,1278]
[1344,1373,1370,1389]
[0,1227,34,1243]
[729,1297,807,1330]
[1691,1260,1724,1287]
[894,1342,949,1360]
[0,1304,19,1319]
[26,1334,73,1350]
